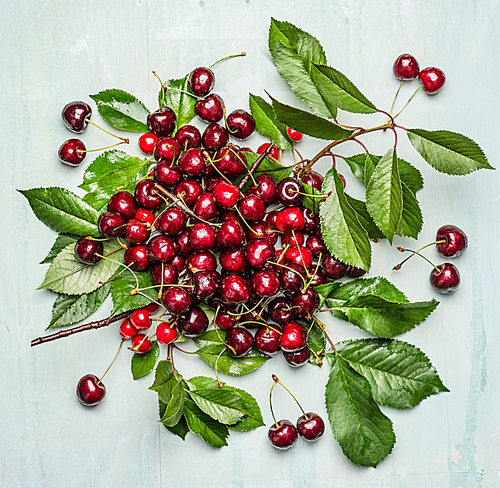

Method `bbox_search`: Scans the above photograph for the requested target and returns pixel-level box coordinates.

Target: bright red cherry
[58,139,86,166]
[119,318,138,340]
[138,132,159,155]
[156,323,177,345]
[257,143,279,161]
[280,322,308,352]
[124,244,150,271]
[76,374,106,406]
[275,207,305,233]
[213,181,241,208]
[154,136,181,163]
[130,309,151,331]
[419,67,446,95]
[131,334,153,354]
[393,54,420,80]
[135,208,155,225]
[287,127,303,142]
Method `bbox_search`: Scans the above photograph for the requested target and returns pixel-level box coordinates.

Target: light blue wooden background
[1,1,499,487]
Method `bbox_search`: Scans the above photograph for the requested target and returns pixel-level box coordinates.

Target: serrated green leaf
[320,168,371,271]
[187,387,247,425]
[249,94,292,150]
[337,295,439,338]
[337,338,449,409]
[159,76,196,131]
[396,182,423,239]
[268,18,336,118]
[344,194,385,241]
[150,360,177,403]
[131,341,160,380]
[314,281,342,297]
[38,241,123,295]
[41,234,80,264]
[301,183,323,213]
[312,64,377,114]
[159,397,189,439]
[306,321,326,366]
[183,398,229,448]
[407,128,494,175]
[365,148,402,244]
[363,153,376,185]
[271,97,352,141]
[89,89,149,132]
[19,187,100,237]
[110,270,158,315]
[161,380,185,427]
[325,355,395,467]
[80,150,149,213]
[329,276,409,303]
[47,284,110,329]
[193,329,226,348]
[239,151,293,187]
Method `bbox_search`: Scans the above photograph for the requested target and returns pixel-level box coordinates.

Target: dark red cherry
[107,191,137,220]
[306,234,327,257]
[205,176,226,193]
[138,132,159,155]
[430,263,460,294]
[147,107,176,137]
[175,124,201,149]
[119,318,138,340]
[268,297,294,325]
[154,161,182,188]
[193,193,220,221]
[147,235,177,263]
[214,146,247,177]
[247,174,277,206]
[268,420,298,450]
[156,323,177,345]
[134,179,163,211]
[58,139,86,166]
[393,54,420,80]
[217,220,246,250]
[250,270,280,297]
[255,325,282,355]
[300,171,324,190]
[213,181,241,209]
[62,101,92,133]
[245,239,276,270]
[436,225,468,258]
[307,267,327,286]
[176,229,192,256]
[286,127,303,142]
[215,311,238,330]
[177,307,209,337]
[280,322,308,352]
[220,274,251,304]
[188,67,215,97]
[419,67,446,95]
[275,207,305,233]
[220,248,248,274]
[131,334,153,354]
[154,136,181,163]
[175,179,203,206]
[124,218,150,245]
[347,266,367,278]
[283,345,311,367]
[171,254,185,271]
[239,309,268,329]
[276,177,303,206]
[238,195,266,223]
[124,245,150,271]
[178,148,207,177]
[202,123,229,151]
[279,263,307,292]
[226,327,254,357]
[291,288,319,319]
[74,237,103,265]
[193,270,221,299]
[156,207,187,236]
[189,222,216,252]
[302,208,320,233]
[226,109,255,140]
[194,94,225,123]
[151,263,178,287]
[296,412,325,441]
[322,254,349,279]
[98,211,126,237]
[257,143,279,161]
[162,287,193,315]
[76,374,106,406]
[186,251,217,274]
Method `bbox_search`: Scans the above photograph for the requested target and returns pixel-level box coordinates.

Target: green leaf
[161,380,185,427]
[365,148,402,244]
[271,97,352,141]
[183,398,229,448]
[249,94,292,150]
[325,355,395,467]
[320,168,371,271]
[337,295,439,338]
[301,183,323,214]
[363,153,376,185]
[396,182,423,239]
[306,321,326,366]
[268,18,336,118]
[41,234,79,264]
[407,128,494,175]
[47,284,110,329]
[89,89,150,132]
[150,360,177,403]
[239,151,292,187]
[337,338,449,409]
[131,341,160,380]
[187,387,247,425]
[38,241,124,295]
[329,276,409,303]
[159,76,196,131]
[314,281,342,297]
[344,194,385,241]
[312,64,377,114]
[159,398,189,439]
[19,187,100,237]
[80,150,149,213]
[110,270,158,315]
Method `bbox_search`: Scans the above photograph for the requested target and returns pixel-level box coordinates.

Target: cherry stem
[302,252,323,293]
[394,247,440,273]
[209,51,246,69]
[85,119,129,142]
[310,314,337,355]
[272,374,308,418]
[269,379,279,428]
[392,240,445,270]
[30,310,131,347]
[97,339,124,385]
[393,85,422,119]
[77,140,129,154]
[213,306,237,355]
[214,348,226,389]
[238,143,276,189]
[152,71,166,108]
[173,343,196,355]
[386,80,405,121]
[96,253,140,290]
[266,261,307,288]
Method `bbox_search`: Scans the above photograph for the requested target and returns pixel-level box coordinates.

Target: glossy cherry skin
[147,107,176,137]
[189,222,216,252]
[226,110,256,140]
[131,334,153,354]
[248,223,278,245]
[245,239,276,270]
[287,127,303,142]
[306,234,327,257]
[283,345,311,367]
[74,237,103,265]
[58,139,86,166]
[124,245,150,271]
[257,143,280,161]
[279,263,306,292]
[138,132,159,155]
[430,263,460,294]
[280,322,308,352]
[419,67,446,95]
[178,148,207,177]
[239,195,266,223]
[175,124,201,149]
[247,174,277,206]
[291,288,319,319]
[194,94,224,123]
[192,193,219,221]
[119,318,138,340]
[220,274,251,304]
[276,207,305,233]
[296,412,325,441]
[268,297,295,325]
[62,101,92,133]
[156,323,177,345]
[193,270,221,299]
[124,218,150,245]
[226,327,254,357]
[436,225,468,258]
[134,179,163,211]
[202,123,229,151]
[186,251,217,274]
[175,179,203,206]
[107,191,137,220]
[156,207,187,236]
[177,307,209,337]
[214,146,247,177]
[151,263,178,286]
[302,208,320,233]
[308,267,327,286]
[255,325,282,355]
[220,248,248,274]
[393,54,420,80]
[268,420,298,450]
[300,170,324,190]
[217,220,246,250]
[130,309,151,331]
[347,266,367,278]
[135,208,155,225]
[188,67,215,96]
[213,181,241,209]
[98,211,125,237]
[284,246,313,269]
[76,374,106,406]
[154,161,181,188]
[276,177,303,206]
[322,254,349,279]
[250,269,280,297]
[154,136,181,163]
[162,287,193,315]
[239,309,268,329]
[281,230,304,247]
[171,254,185,271]
[147,235,177,263]
[215,311,238,330]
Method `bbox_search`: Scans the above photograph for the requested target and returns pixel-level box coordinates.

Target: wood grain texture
[1,1,499,487]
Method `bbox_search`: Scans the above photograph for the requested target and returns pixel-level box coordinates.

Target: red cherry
[130,309,151,331]
[284,246,313,269]
[131,334,153,354]
[257,143,279,161]
[76,374,106,406]
[275,207,305,233]
[135,208,155,225]
[419,67,446,95]
[138,132,159,154]
[287,127,303,142]
[393,54,420,81]
[119,318,138,340]
[156,323,177,345]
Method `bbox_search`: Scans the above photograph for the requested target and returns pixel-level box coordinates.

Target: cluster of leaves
[20,17,492,467]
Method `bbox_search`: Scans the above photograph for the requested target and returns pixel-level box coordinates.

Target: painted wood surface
[1,1,499,487]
